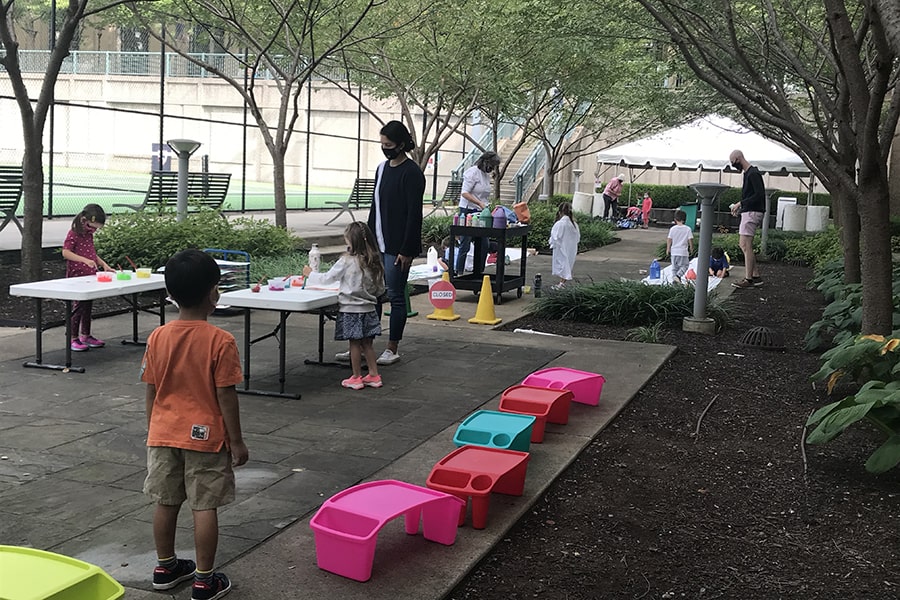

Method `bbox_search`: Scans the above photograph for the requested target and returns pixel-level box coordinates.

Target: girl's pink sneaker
[341,376,365,390]
[362,374,383,388]
[84,335,105,348]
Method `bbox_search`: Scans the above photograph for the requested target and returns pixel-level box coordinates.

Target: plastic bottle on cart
[649,259,661,280]
[534,273,542,298]
[308,243,321,272]
[427,246,439,269]
[466,214,473,227]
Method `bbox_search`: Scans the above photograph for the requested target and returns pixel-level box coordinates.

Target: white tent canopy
[596,114,810,175]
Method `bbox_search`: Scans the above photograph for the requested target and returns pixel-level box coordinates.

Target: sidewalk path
[0,213,678,600]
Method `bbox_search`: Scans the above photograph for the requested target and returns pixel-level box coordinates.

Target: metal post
[158,28,166,174]
[684,182,729,335]
[760,188,779,258]
[305,79,312,210]
[48,0,56,218]
[241,47,248,212]
[167,139,201,221]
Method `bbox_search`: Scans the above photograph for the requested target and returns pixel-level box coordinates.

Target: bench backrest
[348,178,376,207]
[145,171,232,210]
[440,180,463,205]
[0,166,24,211]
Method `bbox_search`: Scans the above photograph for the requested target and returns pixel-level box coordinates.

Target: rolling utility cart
[448,224,530,304]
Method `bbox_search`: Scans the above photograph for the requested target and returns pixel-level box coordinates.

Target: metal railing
[3,50,346,80]
[514,143,546,203]
[452,120,518,179]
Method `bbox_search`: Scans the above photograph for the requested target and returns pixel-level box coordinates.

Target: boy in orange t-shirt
[141,249,247,600]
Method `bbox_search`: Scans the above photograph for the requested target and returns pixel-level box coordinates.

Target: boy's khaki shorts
[144,446,235,511]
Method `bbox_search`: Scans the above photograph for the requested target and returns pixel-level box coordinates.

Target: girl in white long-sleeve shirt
[304,221,386,390]
[549,202,580,289]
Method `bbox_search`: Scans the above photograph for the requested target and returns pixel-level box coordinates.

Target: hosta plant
[807,334,900,473]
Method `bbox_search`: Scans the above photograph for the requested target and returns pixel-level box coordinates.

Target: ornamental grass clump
[529,280,730,330]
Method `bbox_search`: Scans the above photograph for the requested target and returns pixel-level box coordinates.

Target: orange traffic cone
[426,272,460,321]
[468,276,502,325]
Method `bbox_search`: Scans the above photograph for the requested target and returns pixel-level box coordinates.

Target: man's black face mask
[732,161,742,170]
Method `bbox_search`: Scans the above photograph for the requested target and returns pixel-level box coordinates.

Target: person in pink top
[641,191,653,229]
[61,203,112,352]
[602,173,626,220]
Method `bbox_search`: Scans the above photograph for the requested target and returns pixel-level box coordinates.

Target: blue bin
[453,410,535,452]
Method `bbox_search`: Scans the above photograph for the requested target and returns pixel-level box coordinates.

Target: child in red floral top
[61,203,112,352]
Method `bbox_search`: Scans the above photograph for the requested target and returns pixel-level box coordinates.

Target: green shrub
[625,322,666,343]
[529,279,731,330]
[422,215,453,246]
[249,253,319,283]
[95,209,301,269]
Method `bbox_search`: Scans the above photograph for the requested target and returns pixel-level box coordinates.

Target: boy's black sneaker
[152,558,196,590]
[192,572,232,600]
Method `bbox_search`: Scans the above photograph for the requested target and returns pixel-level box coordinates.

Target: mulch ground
[3,261,898,598]
[448,262,900,600]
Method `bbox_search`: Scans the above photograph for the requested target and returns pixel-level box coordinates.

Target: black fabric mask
[732,161,742,170]
[382,147,402,160]
[484,165,494,173]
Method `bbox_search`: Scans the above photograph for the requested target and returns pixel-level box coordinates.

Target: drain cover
[739,326,785,350]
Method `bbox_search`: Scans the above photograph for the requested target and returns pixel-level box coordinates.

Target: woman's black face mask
[382,146,402,160]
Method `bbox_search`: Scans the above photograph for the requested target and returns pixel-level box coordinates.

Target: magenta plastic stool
[522,367,606,406]
[309,479,464,582]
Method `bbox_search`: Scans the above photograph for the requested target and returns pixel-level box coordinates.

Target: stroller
[616,205,642,229]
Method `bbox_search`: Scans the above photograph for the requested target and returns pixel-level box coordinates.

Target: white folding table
[8,274,167,373]
[218,287,339,399]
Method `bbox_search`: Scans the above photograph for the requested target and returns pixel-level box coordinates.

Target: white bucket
[776,197,797,229]
[592,193,606,218]
[782,204,807,232]
[572,191,593,215]
[805,205,830,232]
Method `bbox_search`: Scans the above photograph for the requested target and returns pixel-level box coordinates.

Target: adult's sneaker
[376,349,400,365]
[70,339,89,352]
[731,278,755,289]
[191,572,232,600]
[334,350,351,362]
[751,277,764,287]
[152,558,196,590]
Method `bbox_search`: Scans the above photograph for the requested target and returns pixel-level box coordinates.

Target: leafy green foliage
[625,322,665,343]
[609,183,831,211]
[95,210,301,270]
[529,279,731,330]
[804,262,900,350]
[422,215,453,247]
[806,377,900,473]
[249,253,325,283]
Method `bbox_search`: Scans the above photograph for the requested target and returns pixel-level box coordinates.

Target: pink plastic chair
[426,446,530,529]
[498,384,574,442]
[309,480,464,582]
[522,367,605,406]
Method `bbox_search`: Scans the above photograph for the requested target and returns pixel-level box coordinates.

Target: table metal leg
[237,308,301,399]
[23,298,85,373]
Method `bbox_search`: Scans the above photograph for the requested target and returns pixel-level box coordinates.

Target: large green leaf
[864,435,900,473]
[806,402,875,444]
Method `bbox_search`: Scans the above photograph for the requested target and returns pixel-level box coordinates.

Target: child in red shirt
[641,192,653,229]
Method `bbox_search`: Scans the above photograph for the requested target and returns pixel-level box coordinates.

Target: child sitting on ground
[709,246,730,278]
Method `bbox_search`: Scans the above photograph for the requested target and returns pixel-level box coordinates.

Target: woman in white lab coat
[549,202,580,288]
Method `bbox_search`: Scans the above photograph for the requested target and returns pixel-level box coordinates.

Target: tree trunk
[21,137,44,281]
[836,191,862,285]
[272,155,287,228]
[858,178,894,335]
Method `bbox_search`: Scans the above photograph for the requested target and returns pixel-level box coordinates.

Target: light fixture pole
[684,182,729,335]
[166,139,201,221]
[572,169,584,194]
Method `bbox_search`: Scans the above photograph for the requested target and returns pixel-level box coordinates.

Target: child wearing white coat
[549,202,580,289]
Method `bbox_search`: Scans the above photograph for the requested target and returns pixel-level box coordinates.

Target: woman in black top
[367,120,426,365]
